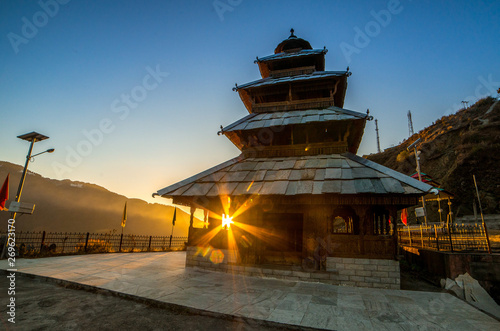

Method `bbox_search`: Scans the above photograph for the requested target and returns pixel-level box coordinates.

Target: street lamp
[10,132,54,220]
[1,132,54,259]
[30,148,55,160]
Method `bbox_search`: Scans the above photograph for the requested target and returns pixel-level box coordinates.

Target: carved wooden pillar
[356,205,371,235]
[388,206,399,260]
[189,206,195,229]
[355,205,370,256]
[203,209,209,229]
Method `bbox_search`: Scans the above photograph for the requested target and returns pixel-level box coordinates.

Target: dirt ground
[0,273,318,331]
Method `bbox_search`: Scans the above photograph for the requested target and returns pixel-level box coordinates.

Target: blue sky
[1,0,499,206]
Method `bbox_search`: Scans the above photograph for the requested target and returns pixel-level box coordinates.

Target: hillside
[366,97,500,216]
[0,161,190,236]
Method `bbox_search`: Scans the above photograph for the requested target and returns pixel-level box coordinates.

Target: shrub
[397,150,410,162]
[76,239,113,253]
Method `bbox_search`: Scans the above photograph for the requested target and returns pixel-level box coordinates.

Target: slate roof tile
[325,168,341,179]
[296,181,314,194]
[341,180,357,194]
[314,169,326,181]
[289,169,302,180]
[301,169,316,180]
[184,183,214,196]
[156,153,434,198]
[275,169,292,180]
[322,180,341,193]
[341,168,353,179]
[312,181,324,194]
[351,167,378,179]
[207,182,238,196]
[354,179,375,193]
[221,171,250,182]
[264,170,278,181]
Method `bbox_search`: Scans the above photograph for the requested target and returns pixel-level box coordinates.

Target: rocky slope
[366,97,500,216]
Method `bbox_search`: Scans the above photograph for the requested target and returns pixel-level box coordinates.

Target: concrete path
[1,252,499,330]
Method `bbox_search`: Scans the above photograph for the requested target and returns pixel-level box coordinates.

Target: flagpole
[169,207,176,248]
[473,174,491,254]
[119,201,127,252]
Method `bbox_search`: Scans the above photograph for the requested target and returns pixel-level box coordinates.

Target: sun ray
[194,225,224,246]
[232,221,285,246]
[226,226,239,263]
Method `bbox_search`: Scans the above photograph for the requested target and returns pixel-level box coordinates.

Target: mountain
[365,97,500,216]
[0,161,190,236]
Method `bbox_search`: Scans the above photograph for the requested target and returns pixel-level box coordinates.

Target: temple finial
[290,28,295,37]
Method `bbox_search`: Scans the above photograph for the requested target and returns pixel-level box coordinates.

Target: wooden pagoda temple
[155,30,434,289]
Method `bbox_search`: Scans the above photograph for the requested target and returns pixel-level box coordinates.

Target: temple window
[329,206,357,234]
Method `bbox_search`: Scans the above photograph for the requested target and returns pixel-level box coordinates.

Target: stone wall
[326,257,400,289]
[186,246,400,289]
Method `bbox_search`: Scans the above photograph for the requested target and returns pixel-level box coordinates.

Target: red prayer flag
[401,208,408,226]
[0,174,9,211]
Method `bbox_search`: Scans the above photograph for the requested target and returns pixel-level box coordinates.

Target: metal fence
[398,223,490,252]
[0,231,187,257]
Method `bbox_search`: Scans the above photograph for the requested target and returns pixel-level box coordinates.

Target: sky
[1,0,499,208]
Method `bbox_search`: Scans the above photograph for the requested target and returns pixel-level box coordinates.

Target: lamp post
[10,132,54,221]
[407,138,427,226]
[1,132,54,259]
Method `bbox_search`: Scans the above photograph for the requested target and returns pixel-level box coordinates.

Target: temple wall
[326,257,400,289]
[302,206,328,266]
[185,245,400,289]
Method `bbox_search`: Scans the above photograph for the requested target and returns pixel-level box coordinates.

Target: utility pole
[407,138,427,226]
[473,174,491,254]
[375,119,381,153]
[407,110,414,137]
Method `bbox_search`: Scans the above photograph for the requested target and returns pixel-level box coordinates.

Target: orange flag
[0,174,9,211]
[401,208,408,226]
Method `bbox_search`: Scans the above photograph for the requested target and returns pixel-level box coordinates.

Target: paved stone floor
[1,252,499,330]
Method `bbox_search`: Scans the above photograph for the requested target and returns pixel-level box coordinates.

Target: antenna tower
[375,119,381,153]
[407,110,414,137]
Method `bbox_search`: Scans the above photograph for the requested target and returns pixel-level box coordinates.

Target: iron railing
[398,223,489,252]
[0,230,187,257]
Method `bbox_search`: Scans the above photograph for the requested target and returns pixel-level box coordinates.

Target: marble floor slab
[1,252,499,330]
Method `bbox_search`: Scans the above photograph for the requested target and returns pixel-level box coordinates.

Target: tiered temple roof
[156,30,434,203]
[157,153,432,200]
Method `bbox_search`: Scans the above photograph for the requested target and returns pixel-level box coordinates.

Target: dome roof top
[274,29,313,54]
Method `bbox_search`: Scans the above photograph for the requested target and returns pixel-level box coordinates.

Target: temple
[155,30,434,289]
